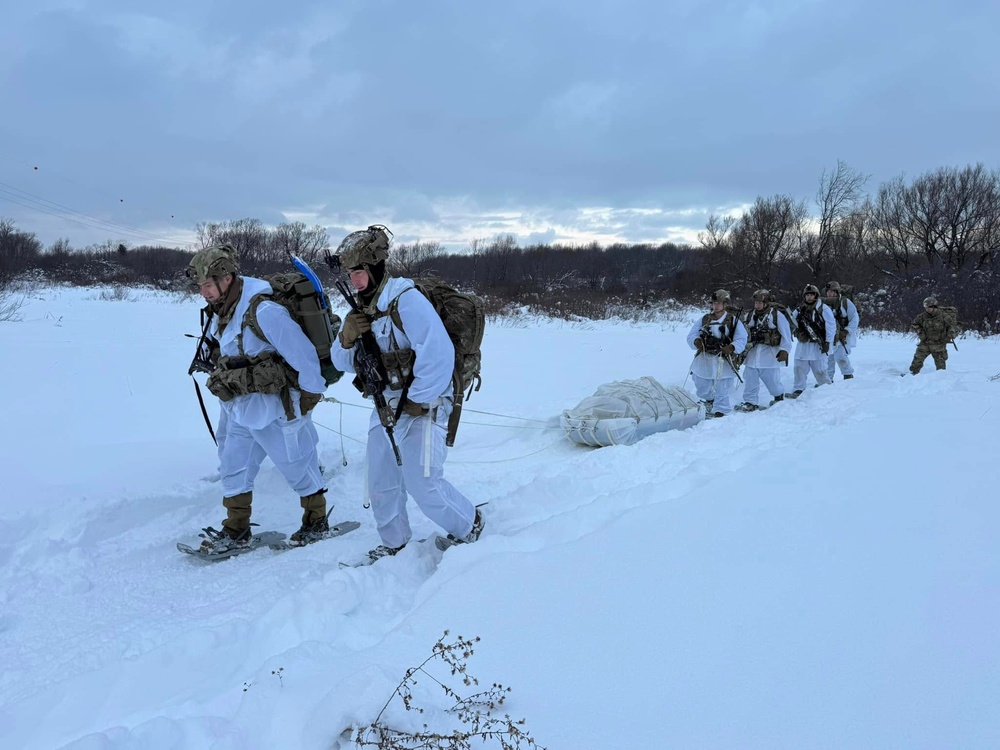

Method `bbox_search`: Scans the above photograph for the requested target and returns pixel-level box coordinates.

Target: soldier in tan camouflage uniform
[909,296,959,374]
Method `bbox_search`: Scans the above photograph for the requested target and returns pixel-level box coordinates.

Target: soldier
[788,284,836,397]
[735,289,791,412]
[186,245,329,552]
[685,289,748,418]
[909,296,959,374]
[824,281,859,381]
[330,226,482,563]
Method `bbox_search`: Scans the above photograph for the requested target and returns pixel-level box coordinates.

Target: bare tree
[195,218,269,272]
[728,195,808,289]
[270,221,329,266]
[390,240,443,278]
[697,214,735,252]
[807,160,869,279]
[865,179,915,274]
[918,164,1000,270]
[864,164,1000,275]
[0,218,43,285]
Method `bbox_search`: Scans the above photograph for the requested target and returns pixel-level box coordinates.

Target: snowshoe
[435,507,486,552]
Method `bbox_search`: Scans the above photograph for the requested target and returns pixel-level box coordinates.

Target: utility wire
[0,154,193,247]
[0,182,192,247]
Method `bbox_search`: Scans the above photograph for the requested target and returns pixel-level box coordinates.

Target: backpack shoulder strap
[243,292,271,346]
[382,286,417,334]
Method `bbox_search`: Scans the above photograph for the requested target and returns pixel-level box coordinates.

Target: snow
[2,285,999,749]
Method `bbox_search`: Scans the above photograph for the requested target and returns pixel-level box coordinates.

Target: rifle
[326,254,403,466]
[187,305,216,375]
[722,353,744,383]
[185,305,218,445]
[796,307,829,353]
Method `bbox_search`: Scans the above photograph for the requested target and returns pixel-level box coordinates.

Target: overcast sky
[2,0,998,252]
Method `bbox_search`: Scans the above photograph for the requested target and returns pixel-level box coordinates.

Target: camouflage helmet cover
[752,289,772,303]
[336,225,391,269]
[187,244,238,283]
[711,289,731,303]
[803,284,820,296]
[825,281,842,294]
[923,296,939,307]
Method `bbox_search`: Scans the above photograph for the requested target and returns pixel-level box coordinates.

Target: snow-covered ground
[2,285,998,749]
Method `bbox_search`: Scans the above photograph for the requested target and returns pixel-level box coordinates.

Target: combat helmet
[824,281,842,295]
[187,244,238,284]
[752,289,772,303]
[923,296,939,308]
[803,284,820,297]
[336,225,392,270]
[711,289,731,303]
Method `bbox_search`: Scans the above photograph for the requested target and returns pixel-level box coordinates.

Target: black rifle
[185,305,218,445]
[796,307,829,352]
[326,254,402,466]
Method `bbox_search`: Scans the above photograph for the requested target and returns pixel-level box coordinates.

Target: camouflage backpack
[384,278,486,445]
[245,272,345,387]
[939,305,961,340]
[769,302,797,337]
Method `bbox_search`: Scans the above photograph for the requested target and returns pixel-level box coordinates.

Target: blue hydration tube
[291,255,328,309]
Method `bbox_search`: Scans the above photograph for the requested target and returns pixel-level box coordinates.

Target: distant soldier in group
[823,281,859,381]
[735,289,791,412]
[909,296,959,375]
[686,289,748,418]
[788,284,836,397]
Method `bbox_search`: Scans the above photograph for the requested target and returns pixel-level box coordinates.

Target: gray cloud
[2,0,998,251]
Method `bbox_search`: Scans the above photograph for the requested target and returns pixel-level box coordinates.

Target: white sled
[560,376,703,447]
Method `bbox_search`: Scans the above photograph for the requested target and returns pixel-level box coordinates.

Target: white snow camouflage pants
[793,357,832,391]
[741,366,785,405]
[825,343,855,379]
[217,409,325,498]
[366,400,476,549]
[691,373,736,414]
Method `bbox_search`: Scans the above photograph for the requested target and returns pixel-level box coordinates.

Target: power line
[0,154,194,247]
[0,185,193,247]
[0,182,187,245]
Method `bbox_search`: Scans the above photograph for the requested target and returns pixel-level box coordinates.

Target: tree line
[2,161,999,333]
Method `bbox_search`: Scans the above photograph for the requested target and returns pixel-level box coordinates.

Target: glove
[720,343,735,356]
[400,398,429,417]
[338,310,371,349]
[821,341,830,355]
[837,329,848,344]
[776,350,789,364]
[299,391,323,416]
[694,338,706,353]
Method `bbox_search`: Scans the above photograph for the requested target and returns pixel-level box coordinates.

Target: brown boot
[199,492,253,552]
[222,491,253,539]
[290,490,329,545]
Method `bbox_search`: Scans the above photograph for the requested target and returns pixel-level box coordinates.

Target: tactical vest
[744,307,783,347]
[794,303,827,343]
[699,311,737,354]
[205,305,302,420]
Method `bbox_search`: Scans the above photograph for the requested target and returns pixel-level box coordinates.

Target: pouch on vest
[382,348,416,391]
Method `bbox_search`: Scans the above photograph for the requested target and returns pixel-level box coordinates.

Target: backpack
[939,305,961,339]
[246,272,345,387]
[385,278,486,445]
[831,286,859,329]
[769,302,797,336]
